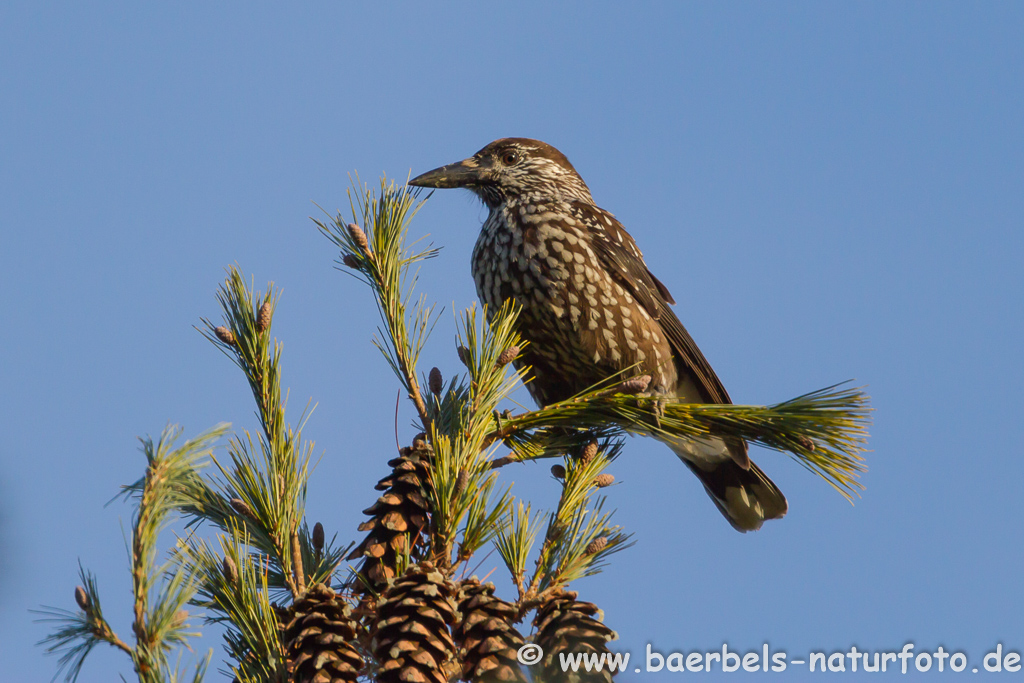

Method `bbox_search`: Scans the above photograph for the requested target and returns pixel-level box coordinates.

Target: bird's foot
[650,397,667,430]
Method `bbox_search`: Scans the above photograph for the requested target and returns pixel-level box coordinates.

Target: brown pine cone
[281,583,363,683]
[371,563,457,683]
[257,301,272,333]
[348,440,432,590]
[532,589,618,683]
[453,578,527,682]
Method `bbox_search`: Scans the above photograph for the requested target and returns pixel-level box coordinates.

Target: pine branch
[37,425,225,683]
[128,425,225,683]
[314,176,438,435]
[421,303,527,570]
[508,440,633,615]
[318,183,525,579]
[196,271,314,598]
[489,380,871,499]
[34,564,132,682]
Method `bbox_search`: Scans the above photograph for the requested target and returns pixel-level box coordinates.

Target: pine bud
[455,469,470,496]
[230,497,256,520]
[342,253,360,269]
[546,520,565,541]
[496,345,520,367]
[594,473,615,488]
[347,223,369,253]
[797,436,815,452]
[312,522,325,553]
[257,301,271,333]
[74,586,90,612]
[489,455,515,469]
[586,536,608,555]
[617,375,651,394]
[428,367,443,396]
[457,345,470,367]
[550,464,566,479]
[222,556,238,583]
[412,433,428,451]
[215,326,236,346]
[172,610,188,628]
[580,440,599,466]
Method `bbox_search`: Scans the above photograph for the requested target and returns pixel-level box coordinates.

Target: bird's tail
[666,438,788,532]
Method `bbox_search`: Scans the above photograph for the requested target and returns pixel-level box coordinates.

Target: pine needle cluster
[40,174,871,682]
[35,426,226,683]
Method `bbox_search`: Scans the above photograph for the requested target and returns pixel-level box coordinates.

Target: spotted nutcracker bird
[410,138,787,531]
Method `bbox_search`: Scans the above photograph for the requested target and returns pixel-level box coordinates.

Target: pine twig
[37,425,224,683]
[314,177,439,438]
[197,270,313,600]
[290,530,306,594]
[485,381,871,499]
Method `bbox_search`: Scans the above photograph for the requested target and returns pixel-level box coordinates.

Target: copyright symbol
[517,643,544,665]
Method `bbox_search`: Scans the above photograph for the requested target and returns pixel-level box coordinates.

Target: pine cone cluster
[280,583,363,683]
[453,578,527,682]
[533,589,618,683]
[349,438,432,588]
[371,562,457,683]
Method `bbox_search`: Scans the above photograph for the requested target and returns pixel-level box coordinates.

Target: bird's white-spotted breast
[472,196,677,406]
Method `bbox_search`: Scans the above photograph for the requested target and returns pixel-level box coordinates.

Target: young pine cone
[257,301,272,333]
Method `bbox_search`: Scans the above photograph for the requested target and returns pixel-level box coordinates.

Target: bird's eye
[502,151,520,165]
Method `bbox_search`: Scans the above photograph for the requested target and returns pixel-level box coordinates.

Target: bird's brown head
[409,138,594,209]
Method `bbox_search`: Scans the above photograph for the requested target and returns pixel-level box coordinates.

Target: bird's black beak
[409,157,492,188]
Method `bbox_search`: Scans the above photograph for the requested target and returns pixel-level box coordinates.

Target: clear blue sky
[2,2,1022,681]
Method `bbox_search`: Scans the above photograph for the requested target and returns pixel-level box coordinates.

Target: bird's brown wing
[573,201,751,468]
[570,201,733,406]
